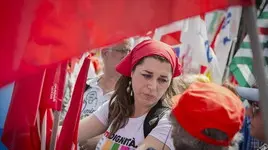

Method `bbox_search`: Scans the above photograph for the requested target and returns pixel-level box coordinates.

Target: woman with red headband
[78,39,181,150]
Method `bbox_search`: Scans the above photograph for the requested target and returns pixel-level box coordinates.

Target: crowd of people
[62,38,266,150]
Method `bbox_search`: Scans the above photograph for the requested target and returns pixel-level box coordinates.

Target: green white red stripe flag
[230,5,268,87]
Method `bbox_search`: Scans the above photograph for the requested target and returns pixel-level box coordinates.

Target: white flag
[214,6,242,81]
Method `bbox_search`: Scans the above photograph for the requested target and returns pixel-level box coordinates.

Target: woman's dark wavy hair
[107,55,178,136]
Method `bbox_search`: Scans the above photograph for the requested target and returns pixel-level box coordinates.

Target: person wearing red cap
[170,82,245,150]
[78,39,181,150]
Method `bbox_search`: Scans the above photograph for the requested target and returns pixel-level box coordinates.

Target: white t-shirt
[94,101,175,150]
[80,77,114,119]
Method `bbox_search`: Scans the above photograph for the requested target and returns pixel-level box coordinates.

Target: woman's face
[131,57,172,107]
[246,103,265,141]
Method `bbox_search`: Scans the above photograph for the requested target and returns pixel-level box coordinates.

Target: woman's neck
[132,101,152,118]
[98,74,118,94]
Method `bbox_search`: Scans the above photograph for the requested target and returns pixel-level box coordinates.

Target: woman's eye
[158,78,168,83]
[142,74,152,79]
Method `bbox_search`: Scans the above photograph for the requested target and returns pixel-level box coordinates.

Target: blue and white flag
[214,6,242,81]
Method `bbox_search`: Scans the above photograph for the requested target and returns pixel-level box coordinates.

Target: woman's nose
[147,79,157,91]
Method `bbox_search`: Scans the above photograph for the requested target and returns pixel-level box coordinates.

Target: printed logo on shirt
[81,90,98,119]
[96,131,138,150]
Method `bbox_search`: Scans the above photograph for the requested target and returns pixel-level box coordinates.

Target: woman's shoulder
[147,112,174,150]
[157,111,172,124]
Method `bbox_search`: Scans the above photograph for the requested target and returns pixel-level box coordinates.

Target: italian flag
[230,6,268,87]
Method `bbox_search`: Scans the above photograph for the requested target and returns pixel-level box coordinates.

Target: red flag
[37,62,67,149]
[36,105,54,150]
[161,31,182,46]
[1,71,45,150]
[40,62,67,111]
[0,0,253,87]
[1,62,67,150]
[56,57,90,150]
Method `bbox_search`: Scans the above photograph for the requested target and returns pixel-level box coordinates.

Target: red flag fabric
[36,105,54,150]
[0,0,253,87]
[56,57,90,150]
[1,62,67,150]
[1,71,46,150]
[161,31,182,46]
[37,62,67,150]
[40,62,67,111]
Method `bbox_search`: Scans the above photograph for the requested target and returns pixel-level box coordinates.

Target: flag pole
[243,5,268,142]
[222,7,244,82]
[222,38,238,82]
[49,62,68,150]
[50,111,61,150]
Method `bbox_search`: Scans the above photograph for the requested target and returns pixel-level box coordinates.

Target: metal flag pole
[243,5,268,142]
[222,38,237,82]
[222,7,243,82]
[50,111,61,150]
[49,61,70,150]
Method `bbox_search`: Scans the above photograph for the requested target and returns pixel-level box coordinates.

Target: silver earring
[127,81,131,93]
[127,81,133,96]
[130,89,133,97]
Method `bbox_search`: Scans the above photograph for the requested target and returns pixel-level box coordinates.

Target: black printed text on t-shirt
[104,131,138,148]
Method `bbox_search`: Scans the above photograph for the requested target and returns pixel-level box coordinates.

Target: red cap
[116,39,181,77]
[172,82,245,146]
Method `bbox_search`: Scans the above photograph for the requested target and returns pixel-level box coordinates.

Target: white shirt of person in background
[81,76,113,119]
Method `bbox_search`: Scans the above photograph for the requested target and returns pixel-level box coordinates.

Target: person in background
[173,74,210,94]
[222,82,265,150]
[65,38,134,150]
[81,39,134,120]
[78,39,181,150]
[170,82,245,150]
[236,86,267,149]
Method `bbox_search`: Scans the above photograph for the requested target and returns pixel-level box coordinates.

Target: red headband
[116,39,181,77]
